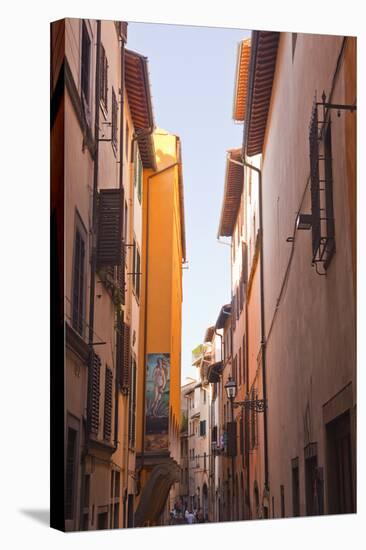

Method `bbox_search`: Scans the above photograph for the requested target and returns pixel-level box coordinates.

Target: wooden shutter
[231,295,236,330]
[103,367,113,440]
[117,243,126,305]
[239,416,244,456]
[226,421,237,457]
[242,241,248,284]
[88,352,101,435]
[116,311,124,389]
[112,88,118,148]
[128,359,136,445]
[99,45,108,110]
[72,228,85,335]
[121,323,131,393]
[81,22,91,103]
[97,189,122,268]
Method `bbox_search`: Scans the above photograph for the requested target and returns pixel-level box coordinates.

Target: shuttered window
[88,352,101,434]
[103,367,113,440]
[117,313,130,394]
[65,427,77,519]
[111,88,118,150]
[226,421,237,457]
[250,388,258,450]
[81,21,91,104]
[122,323,131,391]
[97,188,123,268]
[100,44,108,111]
[134,148,142,204]
[132,240,140,300]
[72,222,86,336]
[239,416,244,456]
[199,420,206,437]
[128,357,136,446]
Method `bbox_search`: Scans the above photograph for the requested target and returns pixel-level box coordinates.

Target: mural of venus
[145,353,170,452]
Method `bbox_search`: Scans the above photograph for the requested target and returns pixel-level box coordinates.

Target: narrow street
[51,18,356,531]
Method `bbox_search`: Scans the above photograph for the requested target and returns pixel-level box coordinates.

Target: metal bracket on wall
[233,399,267,413]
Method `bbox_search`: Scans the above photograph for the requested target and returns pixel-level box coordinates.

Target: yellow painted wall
[136,128,184,470]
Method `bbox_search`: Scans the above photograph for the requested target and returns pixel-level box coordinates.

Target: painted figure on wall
[151,356,168,416]
[145,353,170,451]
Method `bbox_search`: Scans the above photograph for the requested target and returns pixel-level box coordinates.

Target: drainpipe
[88,20,101,348]
[114,25,126,454]
[80,19,101,530]
[227,154,269,499]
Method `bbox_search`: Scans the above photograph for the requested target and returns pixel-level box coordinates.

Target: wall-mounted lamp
[296,213,312,230]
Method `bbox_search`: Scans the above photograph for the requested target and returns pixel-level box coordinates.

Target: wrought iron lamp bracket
[233,399,267,413]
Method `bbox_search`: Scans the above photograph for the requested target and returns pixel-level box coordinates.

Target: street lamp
[224,376,237,400]
[224,376,237,520]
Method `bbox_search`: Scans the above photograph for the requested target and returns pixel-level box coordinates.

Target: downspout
[242,159,269,497]
[88,20,101,348]
[114,26,126,453]
[137,161,179,506]
[80,18,101,530]
[227,154,269,502]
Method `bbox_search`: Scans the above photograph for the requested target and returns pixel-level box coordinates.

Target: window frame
[99,43,109,113]
[81,21,92,106]
[71,211,87,337]
[111,87,118,153]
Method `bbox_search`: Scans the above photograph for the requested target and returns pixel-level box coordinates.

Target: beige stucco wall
[260,32,356,517]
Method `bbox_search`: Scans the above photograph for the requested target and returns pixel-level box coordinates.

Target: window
[81,21,91,104]
[280,485,285,517]
[123,201,128,243]
[132,240,140,299]
[84,474,90,507]
[233,355,238,385]
[88,353,101,435]
[111,88,118,150]
[72,215,87,336]
[110,470,114,498]
[292,457,300,516]
[326,411,354,514]
[134,148,143,203]
[199,420,206,437]
[250,389,258,450]
[239,416,244,456]
[204,452,207,471]
[242,336,246,385]
[128,357,137,446]
[65,427,77,519]
[103,366,113,441]
[114,471,120,500]
[238,349,242,386]
[100,44,108,110]
[125,122,129,159]
[113,502,119,529]
[203,388,206,404]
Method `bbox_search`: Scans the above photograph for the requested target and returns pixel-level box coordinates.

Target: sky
[127,21,250,382]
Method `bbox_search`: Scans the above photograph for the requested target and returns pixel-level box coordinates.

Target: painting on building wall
[145,353,170,451]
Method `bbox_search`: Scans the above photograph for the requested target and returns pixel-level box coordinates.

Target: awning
[204,325,215,343]
[215,304,231,330]
[233,38,251,122]
[245,31,280,157]
[218,148,244,237]
[125,49,156,169]
[207,361,224,383]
